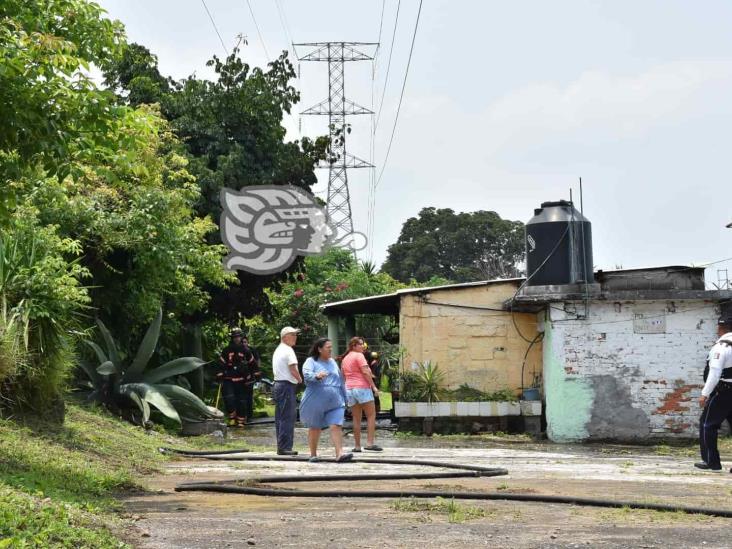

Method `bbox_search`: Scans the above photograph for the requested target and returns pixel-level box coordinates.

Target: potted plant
[522,372,542,401]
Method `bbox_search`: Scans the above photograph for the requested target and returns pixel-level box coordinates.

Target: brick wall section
[545,300,718,440]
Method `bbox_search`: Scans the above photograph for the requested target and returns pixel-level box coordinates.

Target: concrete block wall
[399,282,542,396]
[544,300,718,442]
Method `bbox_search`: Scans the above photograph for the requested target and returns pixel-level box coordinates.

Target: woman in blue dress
[299,337,353,462]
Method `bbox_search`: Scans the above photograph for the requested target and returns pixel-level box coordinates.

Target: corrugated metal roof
[320,277,524,315]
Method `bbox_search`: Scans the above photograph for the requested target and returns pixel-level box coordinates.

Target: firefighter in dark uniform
[217,328,260,427]
[242,335,261,422]
[696,318,732,471]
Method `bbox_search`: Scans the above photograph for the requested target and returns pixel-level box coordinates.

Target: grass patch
[390,497,491,523]
[596,505,714,524]
[0,404,169,507]
[0,486,127,548]
[0,401,244,546]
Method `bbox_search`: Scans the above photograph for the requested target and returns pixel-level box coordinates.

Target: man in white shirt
[272,326,303,456]
[696,319,732,472]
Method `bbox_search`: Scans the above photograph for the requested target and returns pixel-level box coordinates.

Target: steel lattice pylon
[296,42,376,239]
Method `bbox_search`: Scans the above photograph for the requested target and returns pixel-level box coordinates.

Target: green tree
[26,106,234,354]
[103,45,330,325]
[382,207,525,284]
[0,0,124,215]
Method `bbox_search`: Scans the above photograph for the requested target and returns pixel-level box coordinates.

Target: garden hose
[168,448,732,519]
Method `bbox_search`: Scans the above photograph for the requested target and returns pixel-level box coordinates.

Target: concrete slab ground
[124,424,732,548]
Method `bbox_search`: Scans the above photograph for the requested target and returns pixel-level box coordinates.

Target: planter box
[394,400,541,418]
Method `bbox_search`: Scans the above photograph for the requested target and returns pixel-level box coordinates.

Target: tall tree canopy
[382,207,525,284]
[103,43,329,323]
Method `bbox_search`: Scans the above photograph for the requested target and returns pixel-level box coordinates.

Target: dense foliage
[0,0,231,413]
[382,207,525,283]
[245,248,405,373]
[103,42,330,325]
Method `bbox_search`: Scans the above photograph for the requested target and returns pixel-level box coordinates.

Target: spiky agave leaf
[84,340,108,366]
[120,385,151,425]
[124,308,162,382]
[96,360,116,375]
[121,382,181,424]
[140,357,206,385]
[78,359,102,388]
[96,318,121,371]
[154,384,224,419]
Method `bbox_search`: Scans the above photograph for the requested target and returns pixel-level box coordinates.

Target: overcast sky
[97,0,732,286]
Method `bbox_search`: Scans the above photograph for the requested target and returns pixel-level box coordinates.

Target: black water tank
[525,200,593,286]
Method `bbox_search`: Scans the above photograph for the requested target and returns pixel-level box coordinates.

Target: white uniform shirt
[272,342,298,384]
[701,333,732,397]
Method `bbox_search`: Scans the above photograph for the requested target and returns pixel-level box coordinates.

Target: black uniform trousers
[699,382,732,469]
[222,380,246,421]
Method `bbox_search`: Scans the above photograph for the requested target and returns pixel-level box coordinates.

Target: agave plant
[79,308,222,426]
[412,361,446,403]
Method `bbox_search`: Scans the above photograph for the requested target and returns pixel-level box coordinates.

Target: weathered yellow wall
[399,283,542,396]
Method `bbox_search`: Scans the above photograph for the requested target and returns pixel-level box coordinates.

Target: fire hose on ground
[161,447,732,519]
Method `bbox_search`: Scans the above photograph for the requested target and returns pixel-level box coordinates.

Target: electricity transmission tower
[295,42,377,240]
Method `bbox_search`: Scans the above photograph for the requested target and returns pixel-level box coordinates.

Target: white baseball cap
[280,326,301,337]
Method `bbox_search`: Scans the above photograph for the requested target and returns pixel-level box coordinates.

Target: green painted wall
[543,319,594,442]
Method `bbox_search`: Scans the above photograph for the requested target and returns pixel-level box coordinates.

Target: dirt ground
[123,424,732,549]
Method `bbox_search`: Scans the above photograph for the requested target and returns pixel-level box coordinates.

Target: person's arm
[356,355,378,392]
[216,349,226,381]
[301,358,317,384]
[287,348,303,383]
[701,345,727,404]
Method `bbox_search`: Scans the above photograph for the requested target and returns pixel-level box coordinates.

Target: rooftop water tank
[526,200,593,286]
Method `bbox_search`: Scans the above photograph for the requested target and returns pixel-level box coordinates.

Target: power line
[367,2,386,261]
[373,0,401,131]
[274,0,295,59]
[374,0,423,190]
[244,0,270,62]
[201,0,229,56]
[376,0,387,46]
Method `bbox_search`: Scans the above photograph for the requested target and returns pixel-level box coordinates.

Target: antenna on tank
[579,176,589,319]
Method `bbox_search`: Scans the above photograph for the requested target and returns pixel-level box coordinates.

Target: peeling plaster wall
[399,283,542,395]
[544,300,718,441]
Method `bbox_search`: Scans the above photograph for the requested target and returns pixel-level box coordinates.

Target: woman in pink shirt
[341,337,382,452]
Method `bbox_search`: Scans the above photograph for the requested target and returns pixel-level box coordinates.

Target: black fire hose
[168,452,508,475]
[165,448,732,519]
[159,447,250,456]
[179,471,488,487]
[174,484,732,518]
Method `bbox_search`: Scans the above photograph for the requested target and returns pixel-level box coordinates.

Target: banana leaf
[96,318,121,370]
[121,382,181,424]
[120,385,151,424]
[140,357,205,385]
[125,308,162,382]
[154,384,223,419]
[96,360,116,375]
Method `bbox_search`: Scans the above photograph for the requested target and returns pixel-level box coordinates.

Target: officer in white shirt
[272,326,303,456]
[696,319,732,472]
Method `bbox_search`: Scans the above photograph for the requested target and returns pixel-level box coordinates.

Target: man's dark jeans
[273,381,297,452]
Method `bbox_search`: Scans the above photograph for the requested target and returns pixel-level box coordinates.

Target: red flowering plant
[244,248,405,364]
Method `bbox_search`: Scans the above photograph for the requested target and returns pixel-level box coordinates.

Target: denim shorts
[347,388,374,406]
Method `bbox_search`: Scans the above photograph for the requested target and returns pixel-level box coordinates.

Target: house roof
[320,277,524,316]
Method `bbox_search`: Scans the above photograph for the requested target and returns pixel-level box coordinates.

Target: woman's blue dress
[299,357,347,429]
